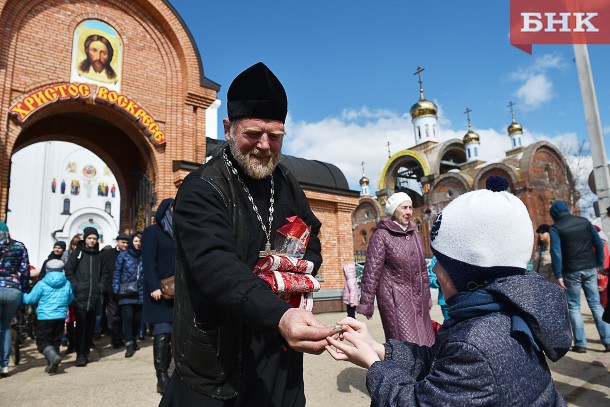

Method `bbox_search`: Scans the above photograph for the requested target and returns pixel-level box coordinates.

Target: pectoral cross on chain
[259,241,273,257]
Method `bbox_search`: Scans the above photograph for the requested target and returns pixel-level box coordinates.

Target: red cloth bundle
[254,254,319,311]
[256,254,314,274]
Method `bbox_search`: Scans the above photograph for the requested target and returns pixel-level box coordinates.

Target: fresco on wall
[98,182,111,197]
[82,165,98,198]
[71,20,123,91]
[71,180,80,196]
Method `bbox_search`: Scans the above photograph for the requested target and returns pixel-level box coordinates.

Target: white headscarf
[384,192,412,216]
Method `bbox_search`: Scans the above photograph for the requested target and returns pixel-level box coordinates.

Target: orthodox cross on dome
[414,66,426,100]
[361,161,366,176]
[464,107,473,130]
[507,101,517,123]
[386,140,392,158]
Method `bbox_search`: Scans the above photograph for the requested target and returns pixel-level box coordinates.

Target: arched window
[467,148,471,159]
[105,201,111,214]
[512,138,516,147]
[361,230,368,244]
[474,147,478,157]
[62,198,70,214]
[417,127,421,139]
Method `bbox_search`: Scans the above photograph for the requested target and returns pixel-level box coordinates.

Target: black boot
[125,343,135,358]
[42,346,62,373]
[153,333,171,394]
[75,353,87,367]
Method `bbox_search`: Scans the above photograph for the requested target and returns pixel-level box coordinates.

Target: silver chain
[223,149,275,250]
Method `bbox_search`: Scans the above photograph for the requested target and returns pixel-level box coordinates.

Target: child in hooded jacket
[326,176,572,407]
[342,263,359,318]
[22,259,73,374]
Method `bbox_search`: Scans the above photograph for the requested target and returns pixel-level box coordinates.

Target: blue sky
[169,0,609,203]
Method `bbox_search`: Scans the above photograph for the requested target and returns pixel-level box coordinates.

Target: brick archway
[0,0,220,222]
[9,101,157,231]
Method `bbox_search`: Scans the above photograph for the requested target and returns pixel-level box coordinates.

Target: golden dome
[507,121,523,135]
[359,176,370,185]
[410,99,438,119]
[463,129,480,144]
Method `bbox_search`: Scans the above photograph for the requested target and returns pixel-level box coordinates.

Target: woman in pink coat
[356,192,435,346]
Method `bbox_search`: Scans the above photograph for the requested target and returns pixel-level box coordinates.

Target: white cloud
[510,53,565,81]
[514,74,554,109]
[510,53,566,110]
[284,108,522,193]
[284,108,592,215]
[284,111,411,194]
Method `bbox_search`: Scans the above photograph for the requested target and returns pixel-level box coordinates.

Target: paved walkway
[1,300,609,406]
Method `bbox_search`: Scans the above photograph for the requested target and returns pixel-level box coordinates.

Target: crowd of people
[0,60,609,407]
[332,178,609,406]
[0,210,176,394]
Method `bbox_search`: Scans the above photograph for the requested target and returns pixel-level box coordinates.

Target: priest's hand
[278,308,335,354]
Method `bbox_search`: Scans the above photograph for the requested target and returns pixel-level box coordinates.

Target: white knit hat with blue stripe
[430,176,534,291]
[45,259,65,272]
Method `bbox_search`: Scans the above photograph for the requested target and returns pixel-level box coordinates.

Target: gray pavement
[1,299,609,406]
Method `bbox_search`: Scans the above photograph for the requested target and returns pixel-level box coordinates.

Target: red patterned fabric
[255,269,319,293]
[253,255,319,311]
[256,254,314,274]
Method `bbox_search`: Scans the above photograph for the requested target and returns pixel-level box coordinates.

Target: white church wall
[7,141,121,269]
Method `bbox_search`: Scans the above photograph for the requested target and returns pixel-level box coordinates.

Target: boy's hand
[326,329,381,369]
[334,317,379,350]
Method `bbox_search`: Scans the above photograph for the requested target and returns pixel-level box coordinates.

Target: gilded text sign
[9,83,166,145]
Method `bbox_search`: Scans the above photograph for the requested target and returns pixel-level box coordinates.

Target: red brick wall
[305,190,359,291]
[0,0,216,226]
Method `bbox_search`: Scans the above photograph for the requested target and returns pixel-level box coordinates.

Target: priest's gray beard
[229,136,282,179]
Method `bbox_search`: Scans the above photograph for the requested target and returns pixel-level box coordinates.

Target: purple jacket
[357,218,435,346]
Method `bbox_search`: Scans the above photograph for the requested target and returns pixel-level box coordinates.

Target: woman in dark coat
[142,198,176,394]
[0,222,30,376]
[357,192,435,346]
[532,224,557,284]
[112,232,143,358]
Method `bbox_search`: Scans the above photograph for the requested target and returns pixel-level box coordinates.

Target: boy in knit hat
[39,241,67,280]
[65,226,104,367]
[326,176,573,406]
[23,259,73,373]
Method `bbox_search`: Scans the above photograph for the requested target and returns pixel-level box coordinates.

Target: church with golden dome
[352,67,576,259]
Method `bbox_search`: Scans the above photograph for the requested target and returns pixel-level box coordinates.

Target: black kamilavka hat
[227,62,287,123]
